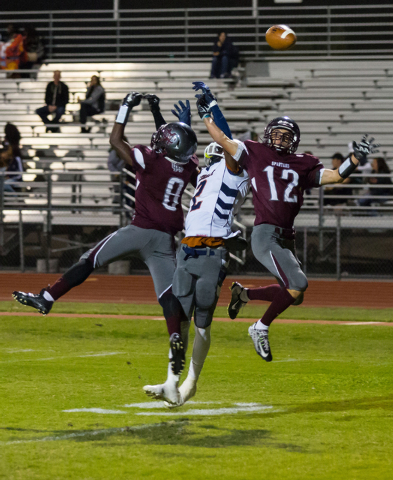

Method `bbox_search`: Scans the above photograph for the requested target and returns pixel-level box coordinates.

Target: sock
[247,284,282,302]
[159,290,187,336]
[180,320,191,353]
[187,325,211,381]
[255,321,269,331]
[46,259,94,301]
[260,288,295,327]
[166,348,180,386]
[43,291,54,302]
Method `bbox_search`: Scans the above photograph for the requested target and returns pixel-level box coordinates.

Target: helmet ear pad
[204,142,224,167]
[151,122,197,164]
[262,116,300,154]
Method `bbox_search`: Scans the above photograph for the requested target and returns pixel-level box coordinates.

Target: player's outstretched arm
[321,135,379,186]
[144,94,166,129]
[110,91,143,166]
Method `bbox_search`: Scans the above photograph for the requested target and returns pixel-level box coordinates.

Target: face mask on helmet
[204,142,224,167]
[262,116,300,154]
[151,122,198,164]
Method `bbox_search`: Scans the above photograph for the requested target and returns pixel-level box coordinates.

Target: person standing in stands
[79,75,106,133]
[35,70,69,133]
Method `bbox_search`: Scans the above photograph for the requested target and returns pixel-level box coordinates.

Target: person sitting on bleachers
[358,157,392,207]
[210,31,239,79]
[1,123,23,193]
[0,24,25,71]
[79,75,106,133]
[324,153,351,206]
[35,70,69,133]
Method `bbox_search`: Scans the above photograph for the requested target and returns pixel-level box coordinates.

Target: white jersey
[185,159,249,238]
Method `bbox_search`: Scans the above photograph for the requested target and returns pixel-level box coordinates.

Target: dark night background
[2,0,392,11]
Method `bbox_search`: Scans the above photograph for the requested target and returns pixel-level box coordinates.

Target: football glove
[352,134,380,165]
[144,94,160,112]
[115,91,143,125]
[171,100,191,126]
[192,81,217,108]
[196,95,211,119]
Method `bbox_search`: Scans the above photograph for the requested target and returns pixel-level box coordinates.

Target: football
[265,25,297,50]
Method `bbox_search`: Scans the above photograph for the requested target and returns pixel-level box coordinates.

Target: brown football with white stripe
[265,25,297,50]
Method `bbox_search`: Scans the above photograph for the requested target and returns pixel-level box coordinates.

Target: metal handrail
[1,5,392,61]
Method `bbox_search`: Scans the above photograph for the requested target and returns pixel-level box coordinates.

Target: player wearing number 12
[12,92,199,371]
[200,95,379,362]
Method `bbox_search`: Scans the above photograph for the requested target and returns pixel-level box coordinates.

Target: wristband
[116,105,130,125]
[202,113,211,120]
[338,156,357,179]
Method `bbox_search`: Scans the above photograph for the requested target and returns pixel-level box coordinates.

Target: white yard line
[63,408,127,414]
[0,352,124,364]
[137,405,274,416]
[123,401,221,409]
[1,423,165,446]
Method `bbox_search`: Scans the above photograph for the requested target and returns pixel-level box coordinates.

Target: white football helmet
[204,142,224,167]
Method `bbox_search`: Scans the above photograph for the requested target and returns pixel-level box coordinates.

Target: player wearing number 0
[144,82,250,406]
[12,92,199,376]
[200,93,379,362]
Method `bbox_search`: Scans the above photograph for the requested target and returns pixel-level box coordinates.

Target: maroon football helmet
[151,122,197,164]
[262,116,300,154]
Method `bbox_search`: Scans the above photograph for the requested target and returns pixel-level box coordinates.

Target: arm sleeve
[152,109,166,130]
[211,104,232,139]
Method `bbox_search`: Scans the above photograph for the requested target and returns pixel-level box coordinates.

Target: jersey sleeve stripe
[214,208,230,220]
[134,148,145,169]
[216,196,235,210]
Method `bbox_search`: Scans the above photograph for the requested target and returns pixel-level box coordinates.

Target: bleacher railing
[1,5,392,62]
[1,171,393,277]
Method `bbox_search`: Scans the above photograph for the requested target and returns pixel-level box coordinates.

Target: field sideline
[1,292,393,480]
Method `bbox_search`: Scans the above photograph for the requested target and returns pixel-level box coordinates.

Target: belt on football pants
[182,245,216,261]
[274,226,296,240]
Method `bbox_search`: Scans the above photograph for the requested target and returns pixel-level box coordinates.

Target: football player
[143,82,249,406]
[198,92,379,362]
[13,92,199,377]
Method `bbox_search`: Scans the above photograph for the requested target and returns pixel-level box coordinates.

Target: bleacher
[1,60,393,271]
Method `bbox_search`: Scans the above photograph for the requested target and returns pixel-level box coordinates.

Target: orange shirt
[181,236,225,248]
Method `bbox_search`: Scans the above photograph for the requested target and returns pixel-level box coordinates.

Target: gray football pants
[172,246,229,328]
[81,225,176,298]
[251,224,308,292]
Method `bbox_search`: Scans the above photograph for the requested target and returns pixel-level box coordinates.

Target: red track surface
[1,273,393,308]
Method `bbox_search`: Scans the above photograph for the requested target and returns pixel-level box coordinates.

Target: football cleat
[169,333,185,376]
[12,289,53,315]
[228,282,248,320]
[143,381,180,405]
[164,376,197,409]
[248,324,273,362]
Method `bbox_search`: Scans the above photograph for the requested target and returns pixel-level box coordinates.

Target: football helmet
[262,116,300,154]
[151,122,197,164]
[204,142,224,166]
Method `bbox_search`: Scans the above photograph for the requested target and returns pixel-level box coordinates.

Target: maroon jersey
[237,141,324,229]
[129,145,199,236]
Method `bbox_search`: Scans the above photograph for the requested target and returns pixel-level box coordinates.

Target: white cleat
[143,381,180,405]
[164,377,197,409]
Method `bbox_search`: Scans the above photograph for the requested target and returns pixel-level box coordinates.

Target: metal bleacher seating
[1,60,393,271]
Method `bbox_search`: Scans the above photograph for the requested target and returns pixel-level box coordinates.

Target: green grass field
[1,302,393,479]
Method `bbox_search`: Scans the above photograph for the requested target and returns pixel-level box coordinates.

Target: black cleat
[169,333,185,376]
[228,282,248,320]
[12,289,53,315]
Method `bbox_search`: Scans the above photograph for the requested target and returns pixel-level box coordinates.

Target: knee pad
[159,291,187,322]
[195,278,216,311]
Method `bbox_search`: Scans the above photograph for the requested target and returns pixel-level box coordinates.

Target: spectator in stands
[324,153,351,205]
[79,75,106,133]
[1,123,23,192]
[35,71,69,133]
[358,157,392,207]
[210,31,239,79]
[0,24,25,71]
[19,26,45,72]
